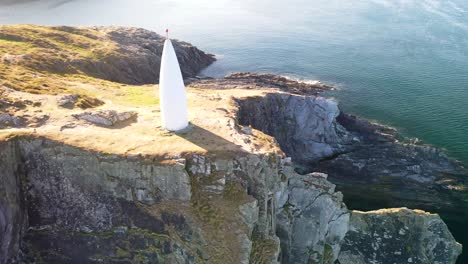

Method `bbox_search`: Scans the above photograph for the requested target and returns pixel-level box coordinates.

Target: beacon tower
[159,30,189,131]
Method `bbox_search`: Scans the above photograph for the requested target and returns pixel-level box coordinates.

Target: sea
[1,0,467,262]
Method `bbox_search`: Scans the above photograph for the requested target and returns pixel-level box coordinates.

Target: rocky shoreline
[0,26,465,263]
[223,72,467,214]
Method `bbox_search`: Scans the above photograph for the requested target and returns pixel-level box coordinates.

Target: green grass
[0,24,120,95]
[0,24,159,109]
[121,86,160,106]
[250,235,279,264]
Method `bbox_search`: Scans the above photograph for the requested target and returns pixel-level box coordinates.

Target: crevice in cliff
[0,139,27,264]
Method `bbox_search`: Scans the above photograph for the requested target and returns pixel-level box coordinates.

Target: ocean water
[1,0,468,262]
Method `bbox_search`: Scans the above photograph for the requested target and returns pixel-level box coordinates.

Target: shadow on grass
[173,123,246,155]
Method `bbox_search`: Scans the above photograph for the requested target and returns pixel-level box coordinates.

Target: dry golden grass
[0,24,118,95]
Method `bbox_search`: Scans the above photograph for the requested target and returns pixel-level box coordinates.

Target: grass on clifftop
[0,24,161,108]
[0,24,119,95]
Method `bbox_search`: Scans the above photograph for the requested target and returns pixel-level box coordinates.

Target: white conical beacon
[159,29,189,131]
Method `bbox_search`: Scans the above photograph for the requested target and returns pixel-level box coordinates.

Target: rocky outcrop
[0,115,463,263]
[4,137,198,263]
[0,113,23,128]
[338,208,462,264]
[0,94,46,129]
[0,141,26,264]
[0,135,352,264]
[57,94,104,109]
[73,110,138,127]
[84,26,216,84]
[276,171,349,264]
[237,93,353,163]
[191,72,333,96]
[0,25,215,86]
[314,113,468,223]
[234,84,467,262]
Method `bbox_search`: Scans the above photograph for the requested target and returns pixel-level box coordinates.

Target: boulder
[57,94,78,108]
[0,113,22,128]
[73,110,137,127]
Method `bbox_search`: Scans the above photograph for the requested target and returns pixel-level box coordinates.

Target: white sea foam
[280,75,322,85]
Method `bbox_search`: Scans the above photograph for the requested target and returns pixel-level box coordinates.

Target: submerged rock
[338,208,462,264]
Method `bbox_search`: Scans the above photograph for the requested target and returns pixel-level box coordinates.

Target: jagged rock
[0,113,49,129]
[338,208,462,264]
[237,93,353,163]
[235,84,466,261]
[0,141,26,264]
[241,125,253,135]
[192,72,334,96]
[0,25,215,85]
[313,112,468,224]
[57,94,78,108]
[238,233,253,264]
[239,200,259,236]
[86,26,216,84]
[73,110,137,127]
[0,137,197,263]
[57,94,104,109]
[0,113,22,128]
[276,172,349,264]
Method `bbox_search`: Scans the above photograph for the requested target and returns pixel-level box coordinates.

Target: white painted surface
[159,39,189,131]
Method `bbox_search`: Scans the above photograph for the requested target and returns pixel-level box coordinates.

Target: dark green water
[1,0,467,262]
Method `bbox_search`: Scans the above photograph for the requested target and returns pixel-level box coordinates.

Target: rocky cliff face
[236,93,353,163]
[0,136,349,263]
[276,172,349,263]
[0,141,26,264]
[87,26,215,84]
[232,75,466,263]
[339,208,462,264]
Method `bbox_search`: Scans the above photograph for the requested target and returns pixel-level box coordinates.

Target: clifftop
[0,82,283,158]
